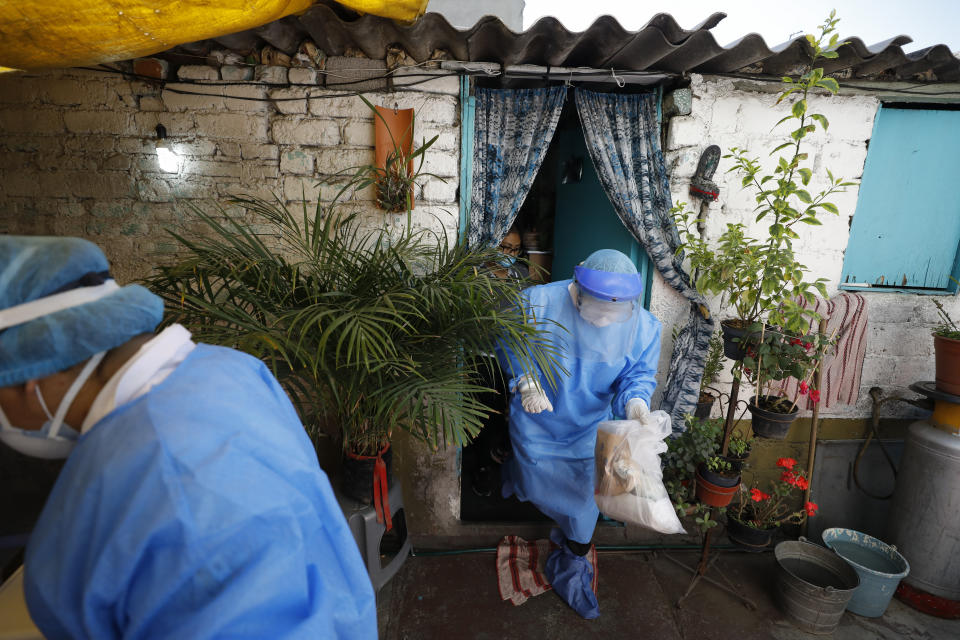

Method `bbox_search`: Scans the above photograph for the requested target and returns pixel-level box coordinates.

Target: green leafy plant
[699,330,725,400]
[143,192,566,458]
[675,11,856,340]
[731,457,818,530]
[933,299,960,340]
[705,455,732,475]
[663,416,725,532]
[727,431,753,457]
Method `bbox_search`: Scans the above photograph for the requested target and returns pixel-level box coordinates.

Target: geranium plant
[730,457,818,530]
[743,326,834,413]
[675,11,856,367]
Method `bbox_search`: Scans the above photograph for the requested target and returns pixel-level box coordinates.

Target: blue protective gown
[23,345,376,640]
[500,280,661,544]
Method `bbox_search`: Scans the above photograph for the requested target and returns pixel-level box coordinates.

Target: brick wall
[655,73,959,420]
[0,65,461,283]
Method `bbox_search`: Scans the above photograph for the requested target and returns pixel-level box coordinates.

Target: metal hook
[611,67,625,88]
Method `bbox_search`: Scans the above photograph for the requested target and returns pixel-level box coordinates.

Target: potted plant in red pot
[933,299,960,395]
[727,457,818,551]
[695,455,741,507]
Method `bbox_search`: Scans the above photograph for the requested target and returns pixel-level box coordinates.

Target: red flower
[805,501,818,517]
[777,457,797,470]
[798,381,809,395]
[803,342,813,350]
[781,470,797,486]
[795,476,810,490]
[790,338,802,346]
[750,488,771,502]
[810,389,821,403]
[744,367,752,374]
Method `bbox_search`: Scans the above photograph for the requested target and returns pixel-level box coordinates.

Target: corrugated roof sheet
[170,3,960,82]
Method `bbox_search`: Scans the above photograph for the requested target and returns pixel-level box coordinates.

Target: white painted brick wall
[659,73,959,420]
[0,69,462,285]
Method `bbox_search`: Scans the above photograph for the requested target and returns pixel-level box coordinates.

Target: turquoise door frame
[551,126,654,310]
[458,76,475,242]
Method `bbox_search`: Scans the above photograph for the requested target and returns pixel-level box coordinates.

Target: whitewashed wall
[653,73,958,420]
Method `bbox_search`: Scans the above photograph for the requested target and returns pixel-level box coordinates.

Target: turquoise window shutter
[841,106,960,293]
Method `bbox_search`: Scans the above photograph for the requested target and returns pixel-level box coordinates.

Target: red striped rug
[496,535,599,606]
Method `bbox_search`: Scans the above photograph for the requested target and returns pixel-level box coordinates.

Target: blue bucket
[821,528,910,617]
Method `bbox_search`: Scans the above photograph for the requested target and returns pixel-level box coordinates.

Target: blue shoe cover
[545,529,600,619]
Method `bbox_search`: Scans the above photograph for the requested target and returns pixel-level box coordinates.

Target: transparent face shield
[576,288,636,327]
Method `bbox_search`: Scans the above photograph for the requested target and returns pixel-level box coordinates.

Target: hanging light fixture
[155,124,180,173]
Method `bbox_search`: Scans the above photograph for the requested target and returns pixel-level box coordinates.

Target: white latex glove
[626,398,651,423]
[517,376,553,414]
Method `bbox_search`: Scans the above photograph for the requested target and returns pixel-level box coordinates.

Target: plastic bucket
[774,539,860,634]
[822,528,910,618]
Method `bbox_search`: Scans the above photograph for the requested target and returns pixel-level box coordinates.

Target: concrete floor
[376,548,960,639]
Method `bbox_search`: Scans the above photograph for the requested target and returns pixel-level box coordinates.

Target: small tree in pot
[675,12,856,424]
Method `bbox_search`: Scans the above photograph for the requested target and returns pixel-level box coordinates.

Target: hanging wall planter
[373,105,415,212]
[748,395,800,439]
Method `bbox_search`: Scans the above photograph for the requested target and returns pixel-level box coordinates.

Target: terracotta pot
[934,333,960,396]
[695,464,741,507]
[748,395,799,440]
[374,105,415,211]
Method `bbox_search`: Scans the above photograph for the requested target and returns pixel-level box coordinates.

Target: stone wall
[0,65,461,283]
[654,73,959,420]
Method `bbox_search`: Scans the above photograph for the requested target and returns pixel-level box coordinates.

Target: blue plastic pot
[821,528,910,618]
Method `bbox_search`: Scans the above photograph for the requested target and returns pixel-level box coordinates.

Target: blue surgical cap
[0,236,164,387]
[581,249,637,275]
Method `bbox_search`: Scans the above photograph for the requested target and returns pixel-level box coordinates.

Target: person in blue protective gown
[498,248,662,619]
[0,236,376,639]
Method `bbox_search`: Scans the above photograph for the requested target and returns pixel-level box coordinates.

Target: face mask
[497,254,517,268]
[0,352,105,459]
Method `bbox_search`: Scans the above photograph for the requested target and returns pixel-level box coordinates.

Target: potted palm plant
[144,189,564,507]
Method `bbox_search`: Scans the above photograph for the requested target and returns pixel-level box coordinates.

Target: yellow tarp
[0,1,428,71]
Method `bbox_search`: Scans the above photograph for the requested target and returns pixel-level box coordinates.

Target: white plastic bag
[594,411,686,535]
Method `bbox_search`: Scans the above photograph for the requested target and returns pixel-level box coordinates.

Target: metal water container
[887,420,960,600]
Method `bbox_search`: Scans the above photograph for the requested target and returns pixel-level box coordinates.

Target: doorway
[460,96,654,521]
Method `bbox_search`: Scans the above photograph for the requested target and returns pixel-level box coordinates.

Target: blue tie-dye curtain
[575,88,714,431]
[468,86,567,248]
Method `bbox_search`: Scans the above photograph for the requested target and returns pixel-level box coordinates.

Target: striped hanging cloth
[773,292,868,409]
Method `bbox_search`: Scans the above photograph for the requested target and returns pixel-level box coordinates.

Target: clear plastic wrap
[594,411,686,534]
